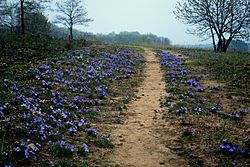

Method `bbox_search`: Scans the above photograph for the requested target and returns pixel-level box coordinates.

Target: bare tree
[54,0,92,40]
[174,0,249,52]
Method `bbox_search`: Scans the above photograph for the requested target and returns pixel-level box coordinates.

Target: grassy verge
[157,49,249,167]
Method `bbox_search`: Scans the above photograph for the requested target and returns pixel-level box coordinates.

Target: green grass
[190,51,250,97]
[158,49,250,167]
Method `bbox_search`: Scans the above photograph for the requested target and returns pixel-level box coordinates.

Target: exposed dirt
[107,48,186,167]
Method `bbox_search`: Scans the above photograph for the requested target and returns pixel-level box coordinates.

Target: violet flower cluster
[0,46,144,166]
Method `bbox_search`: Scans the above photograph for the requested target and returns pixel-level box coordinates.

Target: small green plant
[86,128,99,137]
[78,143,90,158]
[87,109,99,118]
[51,140,74,158]
[188,159,204,167]
[97,134,114,148]
[81,161,88,167]
[53,160,77,167]
[181,127,196,141]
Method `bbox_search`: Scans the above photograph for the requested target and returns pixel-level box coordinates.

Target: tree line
[48,28,171,46]
[94,31,171,46]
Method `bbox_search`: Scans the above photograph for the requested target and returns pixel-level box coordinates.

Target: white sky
[47,0,210,45]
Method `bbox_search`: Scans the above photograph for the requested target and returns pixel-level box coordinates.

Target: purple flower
[95,87,102,91]
[40,64,50,70]
[226,144,231,149]
[228,112,241,119]
[200,97,207,102]
[83,143,89,153]
[68,127,77,132]
[242,108,249,114]
[33,146,38,152]
[20,140,25,146]
[78,119,86,127]
[62,112,68,118]
[67,144,74,152]
[77,110,83,113]
[194,107,202,112]
[210,105,216,112]
[24,149,29,159]
[237,146,245,153]
[29,150,35,155]
[86,128,99,136]
[229,148,234,152]
[220,144,225,149]
[59,140,65,147]
[14,147,21,152]
[0,111,4,117]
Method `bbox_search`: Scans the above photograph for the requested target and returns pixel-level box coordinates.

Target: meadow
[0,44,145,166]
[158,49,249,166]
[0,40,249,166]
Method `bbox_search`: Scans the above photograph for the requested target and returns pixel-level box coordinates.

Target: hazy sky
[79,0,207,45]
[47,0,208,45]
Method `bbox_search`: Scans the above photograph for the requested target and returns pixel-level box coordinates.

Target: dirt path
[108,48,185,167]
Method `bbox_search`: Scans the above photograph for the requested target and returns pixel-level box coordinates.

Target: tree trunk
[222,38,233,52]
[70,26,73,40]
[217,38,222,52]
[65,35,71,50]
[221,37,226,52]
[20,0,25,35]
[210,28,216,51]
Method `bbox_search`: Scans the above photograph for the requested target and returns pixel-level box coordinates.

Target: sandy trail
[108,48,185,167]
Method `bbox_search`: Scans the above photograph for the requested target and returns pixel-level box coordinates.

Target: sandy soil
[107,48,186,167]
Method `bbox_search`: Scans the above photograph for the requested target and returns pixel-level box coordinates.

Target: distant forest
[1,22,171,46]
[51,26,171,46]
